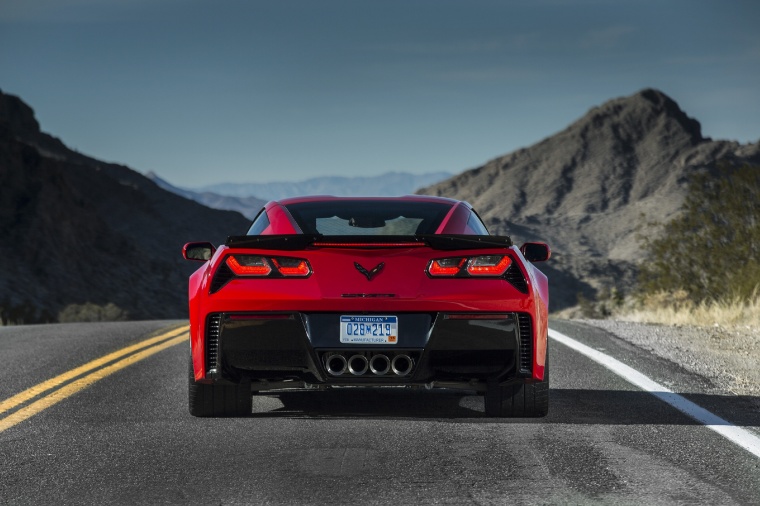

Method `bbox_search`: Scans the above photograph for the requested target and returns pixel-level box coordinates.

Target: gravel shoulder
[575,319,760,397]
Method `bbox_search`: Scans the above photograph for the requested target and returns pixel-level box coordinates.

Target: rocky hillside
[419,89,760,310]
[0,90,250,322]
[4,87,757,320]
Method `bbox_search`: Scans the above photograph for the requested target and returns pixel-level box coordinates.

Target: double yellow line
[0,325,189,432]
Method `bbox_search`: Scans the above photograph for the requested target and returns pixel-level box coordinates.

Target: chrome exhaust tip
[369,354,391,375]
[325,354,348,376]
[348,354,369,376]
[391,354,413,376]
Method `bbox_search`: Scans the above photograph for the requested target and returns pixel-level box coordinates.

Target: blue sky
[1,0,759,187]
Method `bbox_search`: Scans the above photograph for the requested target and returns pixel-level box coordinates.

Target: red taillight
[271,258,312,277]
[225,255,311,278]
[428,258,466,276]
[427,255,512,278]
[466,255,512,276]
[226,256,272,276]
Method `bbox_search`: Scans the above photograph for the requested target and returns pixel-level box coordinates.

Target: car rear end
[193,237,546,387]
[185,197,549,417]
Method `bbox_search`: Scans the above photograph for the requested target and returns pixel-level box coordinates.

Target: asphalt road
[1,320,759,505]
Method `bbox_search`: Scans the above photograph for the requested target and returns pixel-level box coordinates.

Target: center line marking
[0,326,188,432]
[0,325,187,416]
[549,328,760,459]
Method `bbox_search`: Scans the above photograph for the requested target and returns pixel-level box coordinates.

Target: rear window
[466,211,490,235]
[284,200,452,236]
[246,209,270,235]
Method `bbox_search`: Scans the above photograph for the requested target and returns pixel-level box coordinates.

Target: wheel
[188,356,252,417]
[484,348,549,418]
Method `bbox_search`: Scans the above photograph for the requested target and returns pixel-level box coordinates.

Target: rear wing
[225,234,513,251]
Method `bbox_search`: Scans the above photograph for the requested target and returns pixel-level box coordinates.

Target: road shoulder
[550,319,760,434]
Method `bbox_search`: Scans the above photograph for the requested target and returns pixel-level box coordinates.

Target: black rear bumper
[204,311,533,388]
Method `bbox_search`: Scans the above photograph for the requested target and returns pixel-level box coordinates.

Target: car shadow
[248,387,760,427]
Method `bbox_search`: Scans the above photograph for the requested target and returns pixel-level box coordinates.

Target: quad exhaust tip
[391,354,413,376]
[324,352,414,377]
[325,354,348,376]
[348,354,369,375]
[369,354,391,375]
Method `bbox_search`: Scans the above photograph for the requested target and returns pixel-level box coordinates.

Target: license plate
[340,316,398,344]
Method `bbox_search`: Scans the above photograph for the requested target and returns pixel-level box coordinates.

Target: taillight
[271,258,311,277]
[225,255,311,278]
[226,256,272,276]
[428,258,467,276]
[427,255,512,278]
[466,255,512,276]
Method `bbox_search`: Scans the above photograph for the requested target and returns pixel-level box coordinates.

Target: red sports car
[183,196,550,417]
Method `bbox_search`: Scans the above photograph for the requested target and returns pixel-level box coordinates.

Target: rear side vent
[516,313,533,374]
[505,263,528,293]
[210,262,235,293]
[205,313,222,374]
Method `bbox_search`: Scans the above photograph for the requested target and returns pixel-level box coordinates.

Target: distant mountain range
[146,172,268,220]
[418,89,760,309]
[3,87,758,321]
[146,171,453,219]
[194,172,453,200]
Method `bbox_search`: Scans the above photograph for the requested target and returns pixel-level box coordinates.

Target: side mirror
[520,242,550,262]
[183,242,215,262]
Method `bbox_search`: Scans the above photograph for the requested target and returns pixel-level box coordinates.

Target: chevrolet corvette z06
[183,195,550,417]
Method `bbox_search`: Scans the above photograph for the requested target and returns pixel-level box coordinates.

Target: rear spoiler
[225,234,513,251]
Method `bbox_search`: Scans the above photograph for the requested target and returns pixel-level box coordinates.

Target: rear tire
[484,348,549,418]
[188,356,252,417]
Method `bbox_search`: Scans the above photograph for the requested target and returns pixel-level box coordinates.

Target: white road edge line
[548,328,760,459]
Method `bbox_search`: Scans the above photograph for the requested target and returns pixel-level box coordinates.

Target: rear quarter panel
[516,247,549,380]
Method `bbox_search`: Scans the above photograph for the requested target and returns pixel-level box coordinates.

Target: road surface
[1,319,758,505]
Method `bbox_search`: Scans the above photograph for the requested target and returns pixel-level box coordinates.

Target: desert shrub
[0,298,55,325]
[638,163,760,302]
[57,302,129,323]
[620,289,760,327]
[577,288,625,318]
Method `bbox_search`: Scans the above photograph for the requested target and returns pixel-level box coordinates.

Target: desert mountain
[0,89,250,322]
[4,87,758,320]
[419,89,760,310]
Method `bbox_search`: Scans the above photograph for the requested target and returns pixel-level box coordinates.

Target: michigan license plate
[340,316,398,344]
